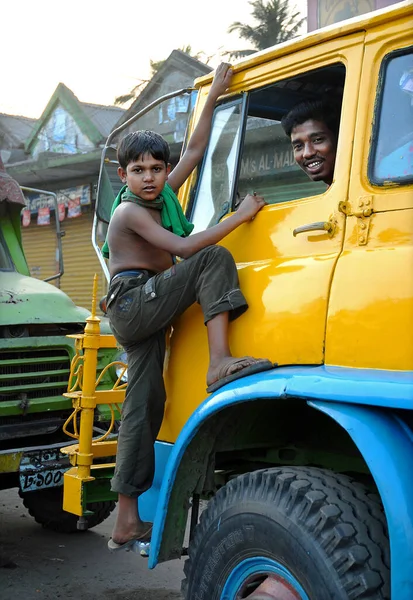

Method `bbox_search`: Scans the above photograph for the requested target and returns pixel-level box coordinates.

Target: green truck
[0,157,119,532]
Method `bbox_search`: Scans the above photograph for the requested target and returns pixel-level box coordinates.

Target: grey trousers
[107,245,248,498]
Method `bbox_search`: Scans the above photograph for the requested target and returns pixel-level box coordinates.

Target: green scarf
[101,183,194,259]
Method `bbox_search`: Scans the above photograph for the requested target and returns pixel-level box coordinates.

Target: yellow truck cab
[63,2,413,598]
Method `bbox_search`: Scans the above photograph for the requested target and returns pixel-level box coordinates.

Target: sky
[1,0,307,119]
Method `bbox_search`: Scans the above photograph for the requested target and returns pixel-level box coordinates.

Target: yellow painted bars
[62,275,126,518]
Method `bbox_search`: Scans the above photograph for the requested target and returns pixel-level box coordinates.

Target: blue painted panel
[288,365,413,407]
[149,364,413,569]
[138,441,173,523]
[310,400,413,599]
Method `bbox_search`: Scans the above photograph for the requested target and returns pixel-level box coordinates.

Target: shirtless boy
[105,63,273,551]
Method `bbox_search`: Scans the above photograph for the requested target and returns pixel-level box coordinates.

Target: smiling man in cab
[281,98,341,187]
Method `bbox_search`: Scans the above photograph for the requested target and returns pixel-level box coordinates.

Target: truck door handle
[293,221,335,237]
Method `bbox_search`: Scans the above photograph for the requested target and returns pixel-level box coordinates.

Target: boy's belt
[110,269,157,284]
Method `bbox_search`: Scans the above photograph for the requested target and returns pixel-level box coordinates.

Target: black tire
[19,487,116,533]
[182,467,390,599]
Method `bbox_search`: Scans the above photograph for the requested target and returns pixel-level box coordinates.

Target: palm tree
[114,45,205,106]
[227,0,306,59]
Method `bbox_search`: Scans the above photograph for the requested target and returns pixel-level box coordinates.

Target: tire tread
[182,467,390,599]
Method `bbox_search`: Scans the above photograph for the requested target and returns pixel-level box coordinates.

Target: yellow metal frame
[61,275,125,517]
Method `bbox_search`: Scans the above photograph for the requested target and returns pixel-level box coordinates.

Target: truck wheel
[19,487,116,533]
[182,467,390,600]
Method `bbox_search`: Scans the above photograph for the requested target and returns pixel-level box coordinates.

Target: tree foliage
[227,0,306,59]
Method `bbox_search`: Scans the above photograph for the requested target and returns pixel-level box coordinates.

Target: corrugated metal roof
[82,103,125,137]
[0,113,36,145]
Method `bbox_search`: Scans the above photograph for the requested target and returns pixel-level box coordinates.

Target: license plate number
[19,447,69,492]
[20,468,65,491]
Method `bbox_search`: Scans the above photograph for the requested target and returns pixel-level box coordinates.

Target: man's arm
[123,193,265,259]
[167,63,233,192]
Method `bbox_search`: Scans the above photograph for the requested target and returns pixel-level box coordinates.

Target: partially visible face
[290,119,337,186]
[118,152,170,200]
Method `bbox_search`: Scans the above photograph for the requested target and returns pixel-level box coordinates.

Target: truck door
[160,34,365,440]
[326,20,413,371]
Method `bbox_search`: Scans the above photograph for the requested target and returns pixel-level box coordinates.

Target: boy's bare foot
[207,356,253,385]
[111,520,152,545]
[206,356,275,393]
[109,493,152,550]
[108,520,153,552]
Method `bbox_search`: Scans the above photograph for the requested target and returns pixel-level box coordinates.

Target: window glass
[191,102,243,233]
[238,116,326,205]
[0,229,14,271]
[238,64,344,206]
[189,64,345,229]
[370,48,413,184]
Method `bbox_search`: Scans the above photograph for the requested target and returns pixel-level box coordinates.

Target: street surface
[0,488,183,600]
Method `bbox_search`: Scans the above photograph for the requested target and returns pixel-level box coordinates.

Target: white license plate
[19,447,70,492]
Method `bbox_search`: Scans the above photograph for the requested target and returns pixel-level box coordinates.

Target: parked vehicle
[0,158,121,532]
[62,2,413,597]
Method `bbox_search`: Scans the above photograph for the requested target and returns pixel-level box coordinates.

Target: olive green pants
[107,245,248,498]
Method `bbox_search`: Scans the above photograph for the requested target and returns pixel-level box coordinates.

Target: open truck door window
[190,63,345,232]
[237,64,344,205]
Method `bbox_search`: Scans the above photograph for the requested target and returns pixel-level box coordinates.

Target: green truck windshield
[0,228,14,270]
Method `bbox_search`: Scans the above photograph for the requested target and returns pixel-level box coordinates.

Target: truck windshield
[0,229,14,271]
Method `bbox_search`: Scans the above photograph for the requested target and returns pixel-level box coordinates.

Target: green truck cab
[0,157,119,532]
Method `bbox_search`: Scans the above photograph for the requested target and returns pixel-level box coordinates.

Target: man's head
[117,130,171,201]
[281,99,341,186]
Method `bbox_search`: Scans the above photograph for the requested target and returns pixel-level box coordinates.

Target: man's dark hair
[117,130,170,170]
[281,98,342,139]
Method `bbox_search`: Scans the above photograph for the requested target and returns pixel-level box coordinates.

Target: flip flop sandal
[206,359,276,394]
[108,524,152,552]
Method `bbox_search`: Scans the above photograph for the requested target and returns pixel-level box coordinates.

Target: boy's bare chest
[150,210,162,225]
[136,205,162,226]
